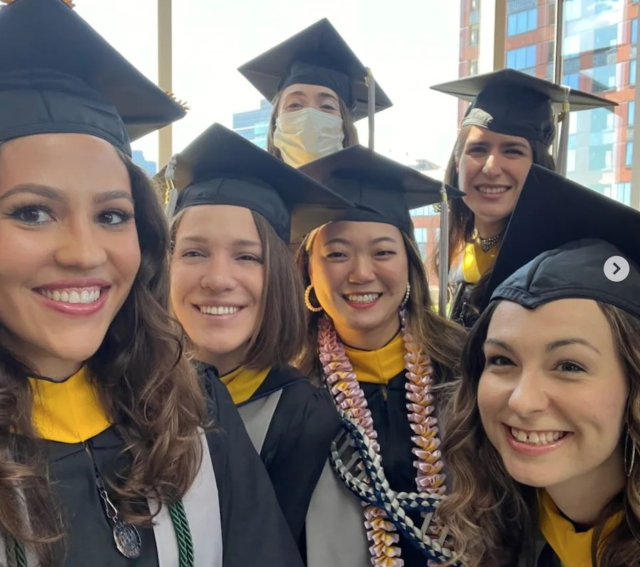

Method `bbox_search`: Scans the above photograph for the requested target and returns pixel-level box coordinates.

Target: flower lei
[318,309,448,566]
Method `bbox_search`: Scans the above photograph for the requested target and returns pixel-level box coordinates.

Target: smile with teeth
[199,305,241,316]
[476,185,509,194]
[345,293,381,303]
[39,287,102,304]
[510,427,567,445]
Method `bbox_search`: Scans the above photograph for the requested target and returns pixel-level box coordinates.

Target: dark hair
[171,208,307,369]
[0,147,206,567]
[438,300,640,567]
[294,226,466,384]
[440,125,557,273]
[266,90,359,159]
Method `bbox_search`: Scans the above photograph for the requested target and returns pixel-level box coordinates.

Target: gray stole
[2,433,223,567]
[305,461,370,567]
[237,390,282,453]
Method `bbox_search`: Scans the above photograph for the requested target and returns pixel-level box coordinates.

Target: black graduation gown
[201,365,341,555]
[46,374,304,567]
[360,368,445,567]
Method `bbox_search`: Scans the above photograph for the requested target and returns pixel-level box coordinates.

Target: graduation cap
[299,146,464,313]
[161,123,355,243]
[238,18,392,124]
[431,69,616,147]
[0,0,186,155]
[483,164,640,318]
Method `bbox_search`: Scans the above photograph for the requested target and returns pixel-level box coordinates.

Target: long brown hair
[438,300,640,567]
[0,149,206,567]
[266,90,359,159]
[442,125,557,271]
[294,225,466,384]
[171,208,307,370]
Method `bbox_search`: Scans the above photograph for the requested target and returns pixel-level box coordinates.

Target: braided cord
[7,501,195,567]
[170,500,195,567]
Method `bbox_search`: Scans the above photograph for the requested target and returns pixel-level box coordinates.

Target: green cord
[9,500,194,567]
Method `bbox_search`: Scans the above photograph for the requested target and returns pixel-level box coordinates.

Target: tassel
[164,155,178,218]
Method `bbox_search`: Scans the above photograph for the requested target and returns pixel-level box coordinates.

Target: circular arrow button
[604,256,630,282]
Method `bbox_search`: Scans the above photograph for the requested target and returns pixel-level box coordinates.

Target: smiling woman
[438,167,640,567]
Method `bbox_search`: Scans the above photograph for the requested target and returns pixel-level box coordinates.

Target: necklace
[476,231,503,252]
[318,309,447,565]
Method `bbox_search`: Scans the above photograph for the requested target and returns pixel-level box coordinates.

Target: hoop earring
[305,285,323,313]
[400,282,411,308]
[625,430,637,477]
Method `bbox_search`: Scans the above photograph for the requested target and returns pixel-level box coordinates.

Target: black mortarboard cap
[298,145,464,234]
[161,124,354,243]
[238,18,392,121]
[484,164,640,317]
[0,0,186,155]
[431,69,616,146]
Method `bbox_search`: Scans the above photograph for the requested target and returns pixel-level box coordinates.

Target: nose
[199,255,237,293]
[348,254,376,285]
[507,368,550,417]
[53,216,107,271]
[482,151,504,178]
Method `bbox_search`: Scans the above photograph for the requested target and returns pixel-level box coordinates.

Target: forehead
[465,125,530,147]
[0,133,127,192]
[316,220,402,244]
[488,298,614,348]
[280,83,340,100]
[177,204,260,240]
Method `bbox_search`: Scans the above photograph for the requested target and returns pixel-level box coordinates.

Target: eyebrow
[284,90,339,101]
[178,234,262,248]
[501,141,531,152]
[324,236,398,246]
[546,338,601,355]
[484,338,515,354]
[0,184,134,205]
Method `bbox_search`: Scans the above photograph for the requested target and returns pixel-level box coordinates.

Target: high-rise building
[132,150,157,176]
[233,99,272,149]
[458,0,637,205]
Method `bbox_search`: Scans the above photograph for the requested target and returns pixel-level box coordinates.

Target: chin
[503,462,564,489]
[193,333,249,359]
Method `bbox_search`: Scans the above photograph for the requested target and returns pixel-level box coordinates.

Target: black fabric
[431,68,616,146]
[299,145,463,234]
[360,366,447,566]
[45,381,304,567]
[164,123,354,243]
[202,364,340,560]
[237,18,392,121]
[484,164,640,311]
[0,0,185,154]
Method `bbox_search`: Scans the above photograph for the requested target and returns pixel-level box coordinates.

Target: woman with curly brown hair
[439,165,640,567]
[295,146,466,567]
[238,19,391,168]
[0,1,304,566]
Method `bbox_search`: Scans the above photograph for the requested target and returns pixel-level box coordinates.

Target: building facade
[232,99,272,150]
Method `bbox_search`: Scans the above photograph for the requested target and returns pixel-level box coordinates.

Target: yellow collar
[343,333,405,385]
[539,489,623,567]
[29,367,111,444]
[461,240,500,284]
[221,366,272,405]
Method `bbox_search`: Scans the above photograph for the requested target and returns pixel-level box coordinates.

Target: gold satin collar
[461,240,500,284]
[539,489,623,567]
[221,366,271,405]
[29,367,111,444]
[344,333,405,385]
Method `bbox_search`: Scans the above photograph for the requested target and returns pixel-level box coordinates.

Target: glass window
[565,0,582,22]
[471,0,480,10]
[594,24,618,50]
[415,228,428,243]
[469,59,478,75]
[563,72,580,89]
[564,34,581,56]
[629,101,635,126]
[592,64,616,92]
[470,25,479,47]
[507,8,537,36]
[470,10,480,25]
[506,45,537,71]
[589,146,611,171]
[626,141,634,167]
[631,60,637,86]
[633,19,638,45]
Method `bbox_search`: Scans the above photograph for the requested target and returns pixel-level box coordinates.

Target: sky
[75,0,462,171]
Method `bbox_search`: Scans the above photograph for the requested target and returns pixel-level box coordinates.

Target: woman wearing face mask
[295,146,466,567]
[238,18,392,169]
[166,123,353,556]
[438,165,640,566]
[430,69,615,328]
[0,2,306,566]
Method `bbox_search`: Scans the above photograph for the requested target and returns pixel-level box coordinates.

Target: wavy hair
[0,147,206,567]
[438,301,640,567]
